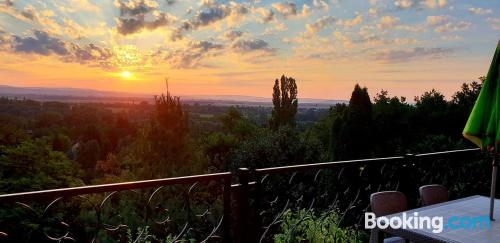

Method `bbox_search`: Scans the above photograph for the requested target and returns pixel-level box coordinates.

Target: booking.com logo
[365,212,491,233]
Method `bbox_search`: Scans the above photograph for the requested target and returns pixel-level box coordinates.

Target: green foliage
[274,209,367,243]
[0,138,83,193]
[270,75,298,130]
[117,92,196,179]
[0,76,489,241]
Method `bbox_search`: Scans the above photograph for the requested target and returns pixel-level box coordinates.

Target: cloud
[427,15,472,33]
[394,0,446,10]
[115,0,175,35]
[487,18,500,30]
[352,32,419,47]
[231,39,275,53]
[337,14,363,28]
[312,0,329,11]
[161,36,275,68]
[224,29,244,40]
[8,30,114,67]
[0,29,13,50]
[3,0,13,7]
[426,15,449,26]
[373,47,454,62]
[333,31,354,49]
[377,16,400,29]
[13,30,69,55]
[70,0,99,12]
[20,7,37,20]
[163,40,224,68]
[426,15,470,33]
[305,16,336,36]
[117,13,176,35]
[271,2,309,18]
[263,22,288,34]
[172,2,249,40]
[271,2,297,17]
[70,44,114,64]
[254,7,275,23]
[468,7,492,15]
[421,0,447,9]
[434,21,471,33]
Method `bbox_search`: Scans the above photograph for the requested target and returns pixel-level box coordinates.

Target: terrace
[0,148,486,242]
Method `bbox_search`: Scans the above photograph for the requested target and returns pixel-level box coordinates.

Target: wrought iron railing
[0,148,484,242]
[0,173,232,242]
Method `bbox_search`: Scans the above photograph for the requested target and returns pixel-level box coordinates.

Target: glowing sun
[121,71,132,79]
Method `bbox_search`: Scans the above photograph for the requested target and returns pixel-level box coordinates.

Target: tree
[270,75,298,130]
[414,89,449,135]
[329,84,373,160]
[372,90,411,156]
[203,108,257,170]
[120,92,192,179]
[451,79,483,112]
[0,138,82,193]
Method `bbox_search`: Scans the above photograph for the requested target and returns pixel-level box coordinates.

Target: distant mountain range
[0,85,346,107]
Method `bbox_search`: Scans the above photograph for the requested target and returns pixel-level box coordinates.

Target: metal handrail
[255,156,404,174]
[0,148,484,242]
[0,149,481,201]
[255,148,481,175]
[0,172,231,202]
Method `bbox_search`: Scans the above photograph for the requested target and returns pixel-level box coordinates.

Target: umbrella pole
[490,155,498,221]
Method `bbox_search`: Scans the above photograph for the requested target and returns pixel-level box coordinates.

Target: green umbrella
[463,40,500,221]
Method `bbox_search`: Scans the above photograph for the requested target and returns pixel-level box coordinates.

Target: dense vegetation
[0,76,485,241]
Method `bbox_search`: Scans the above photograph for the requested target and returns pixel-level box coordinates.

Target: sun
[121,71,132,79]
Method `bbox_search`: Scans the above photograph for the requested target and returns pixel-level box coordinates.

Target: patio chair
[419,184,448,206]
[369,191,408,243]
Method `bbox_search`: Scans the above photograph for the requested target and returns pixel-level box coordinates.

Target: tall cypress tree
[270,75,298,130]
[330,84,373,160]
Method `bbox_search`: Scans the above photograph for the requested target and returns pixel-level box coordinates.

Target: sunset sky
[0,0,499,100]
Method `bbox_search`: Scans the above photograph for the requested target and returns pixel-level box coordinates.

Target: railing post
[236,168,250,243]
[254,173,262,242]
[403,153,417,206]
[223,175,232,243]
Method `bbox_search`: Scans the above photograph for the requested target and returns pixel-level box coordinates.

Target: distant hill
[0,85,346,108]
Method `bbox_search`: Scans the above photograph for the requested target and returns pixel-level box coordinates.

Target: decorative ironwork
[252,148,482,242]
[0,172,232,242]
[0,148,483,242]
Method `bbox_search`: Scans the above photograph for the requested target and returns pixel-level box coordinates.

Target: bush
[274,209,367,243]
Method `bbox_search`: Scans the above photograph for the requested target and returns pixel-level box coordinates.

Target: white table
[377,195,500,243]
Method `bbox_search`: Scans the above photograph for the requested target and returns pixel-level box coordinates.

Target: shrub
[274,209,367,243]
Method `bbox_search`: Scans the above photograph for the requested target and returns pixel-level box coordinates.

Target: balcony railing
[0,148,483,242]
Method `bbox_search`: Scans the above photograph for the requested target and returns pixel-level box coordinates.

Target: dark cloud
[261,9,275,23]
[115,0,175,35]
[117,0,154,16]
[1,0,14,8]
[224,29,244,40]
[272,2,297,17]
[232,39,275,53]
[372,47,454,62]
[71,43,113,63]
[163,40,224,68]
[166,0,176,6]
[172,3,249,40]
[117,13,174,35]
[9,30,114,67]
[20,8,36,20]
[13,30,69,55]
